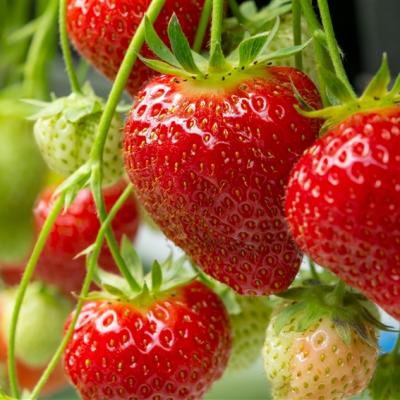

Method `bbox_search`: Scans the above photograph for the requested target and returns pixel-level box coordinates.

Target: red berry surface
[64,281,232,400]
[66,0,205,96]
[286,108,400,319]
[34,181,140,294]
[124,67,322,295]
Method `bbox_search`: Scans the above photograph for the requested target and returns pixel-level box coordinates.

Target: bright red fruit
[286,108,400,319]
[124,67,322,295]
[64,281,231,400]
[66,0,205,96]
[34,181,140,295]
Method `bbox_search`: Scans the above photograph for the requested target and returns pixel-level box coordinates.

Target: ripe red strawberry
[285,59,400,320]
[34,180,140,295]
[124,66,322,295]
[64,280,231,400]
[66,0,206,96]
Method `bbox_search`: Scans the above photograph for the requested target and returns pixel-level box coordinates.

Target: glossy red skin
[34,181,140,295]
[123,67,322,295]
[64,281,231,400]
[286,108,400,319]
[66,0,205,97]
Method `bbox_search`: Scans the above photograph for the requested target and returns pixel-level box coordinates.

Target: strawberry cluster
[1,0,399,399]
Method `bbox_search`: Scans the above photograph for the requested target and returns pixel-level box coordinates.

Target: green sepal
[144,16,180,68]
[273,301,307,335]
[257,39,312,64]
[74,243,96,260]
[361,53,391,101]
[239,32,270,67]
[120,236,144,287]
[167,14,202,75]
[319,66,356,104]
[93,267,137,298]
[139,57,193,78]
[150,260,163,292]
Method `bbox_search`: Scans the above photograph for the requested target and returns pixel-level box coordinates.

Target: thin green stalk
[59,0,81,93]
[90,166,140,291]
[227,0,248,25]
[393,334,400,356]
[23,0,58,98]
[308,258,319,281]
[30,185,133,398]
[193,0,212,53]
[89,0,166,162]
[209,0,226,71]
[316,0,356,98]
[8,194,65,398]
[292,0,303,71]
[300,0,330,106]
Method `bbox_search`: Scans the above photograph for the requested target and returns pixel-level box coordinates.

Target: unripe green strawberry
[268,14,316,82]
[227,296,272,373]
[32,85,123,185]
[262,283,380,400]
[0,282,72,368]
[0,116,46,263]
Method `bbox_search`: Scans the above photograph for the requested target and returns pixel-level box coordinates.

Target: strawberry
[123,16,322,296]
[34,180,140,295]
[64,257,232,400]
[0,115,46,264]
[227,295,272,373]
[66,0,206,97]
[0,282,71,395]
[262,283,380,400]
[285,58,400,319]
[31,85,123,186]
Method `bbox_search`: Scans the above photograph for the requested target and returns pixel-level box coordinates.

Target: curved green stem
[90,166,140,291]
[89,0,166,162]
[393,334,400,356]
[7,194,65,398]
[193,0,212,53]
[227,0,248,25]
[209,0,226,71]
[30,185,133,398]
[316,0,356,98]
[23,0,58,98]
[292,0,303,71]
[300,0,330,106]
[59,0,81,93]
[308,258,319,281]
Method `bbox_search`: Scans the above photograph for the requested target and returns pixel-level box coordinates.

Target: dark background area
[249,0,400,91]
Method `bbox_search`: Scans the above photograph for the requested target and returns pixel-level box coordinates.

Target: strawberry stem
[209,0,227,72]
[193,0,212,53]
[90,166,141,292]
[30,184,134,398]
[23,0,58,99]
[300,0,330,106]
[292,0,303,71]
[308,258,319,281]
[316,0,356,99]
[89,0,166,163]
[59,0,81,94]
[227,0,248,25]
[7,194,65,398]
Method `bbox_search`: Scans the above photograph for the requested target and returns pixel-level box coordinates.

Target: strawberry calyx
[299,54,400,131]
[140,13,309,83]
[274,281,391,347]
[83,237,197,304]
